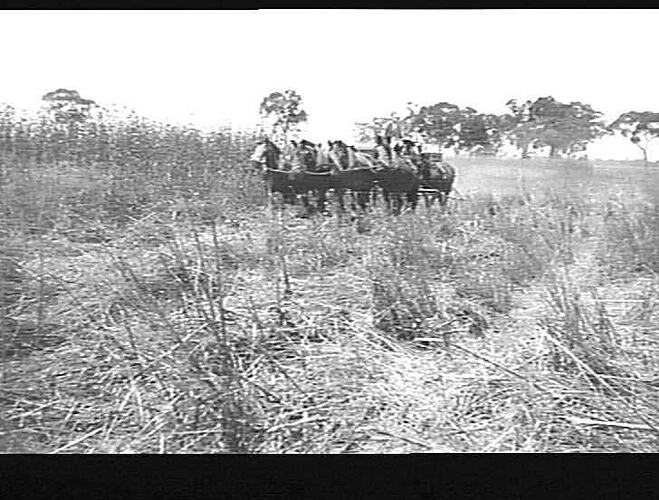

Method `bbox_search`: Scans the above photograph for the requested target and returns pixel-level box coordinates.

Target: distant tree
[259,90,307,145]
[503,96,607,158]
[455,109,505,155]
[500,100,541,158]
[531,97,607,157]
[408,101,463,151]
[609,111,659,166]
[358,102,507,155]
[41,88,98,125]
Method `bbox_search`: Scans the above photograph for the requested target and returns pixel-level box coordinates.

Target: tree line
[260,90,659,165]
[2,88,657,167]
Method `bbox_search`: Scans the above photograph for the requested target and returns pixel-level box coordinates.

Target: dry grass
[2,114,659,453]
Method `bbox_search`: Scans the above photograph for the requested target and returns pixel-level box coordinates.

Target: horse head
[328,140,353,170]
[250,138,281,171]
[315,142,336,172]
[291,139,319,171]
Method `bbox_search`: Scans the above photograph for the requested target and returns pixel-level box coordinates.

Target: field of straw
[2,116,659,453]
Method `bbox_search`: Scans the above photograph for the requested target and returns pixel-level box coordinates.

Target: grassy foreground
[2,149,659,453]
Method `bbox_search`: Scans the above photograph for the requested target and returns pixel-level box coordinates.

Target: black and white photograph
[2,9,659,454]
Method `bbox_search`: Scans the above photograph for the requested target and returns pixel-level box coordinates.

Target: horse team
[248,135,456,215]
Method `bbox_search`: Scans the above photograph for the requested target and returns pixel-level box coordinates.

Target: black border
[0,1,641,10]
[2,454,658,498]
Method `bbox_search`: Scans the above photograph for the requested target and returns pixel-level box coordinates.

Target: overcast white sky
[0,10,657,159]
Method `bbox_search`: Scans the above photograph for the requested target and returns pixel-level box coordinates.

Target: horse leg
[317,189,328,215]
[391,193,399,214]
[386,191,396,215]
[351,191,360,212]
[298,193,312,217]
[403,190,410,212]
[393,193,403,215]
[282,189,296,205]
[426,191,437,209]
[306,191,317,215]
[335,188,346,213]
[407,190,418,212]
[267,189,274,212]
[357,191,369,211]
[344,191,357,221]
[382,190,390,212]
[422,190,430,209]
[439,191,449,207]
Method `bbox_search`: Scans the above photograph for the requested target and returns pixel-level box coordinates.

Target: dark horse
[326,140,379,212]
[249,138,335,215]
[374,167,420,214]
[289,139,334,215]
[369,139,419,214]
[249,138,296,205]
[417,152,456,207]
[397,141,455,208]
